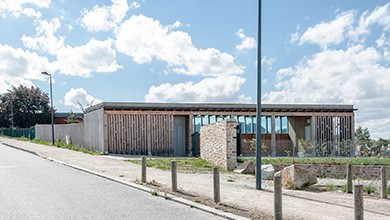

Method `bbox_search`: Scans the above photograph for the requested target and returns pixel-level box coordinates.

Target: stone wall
[273,164,390,180]
[200,119,237,170]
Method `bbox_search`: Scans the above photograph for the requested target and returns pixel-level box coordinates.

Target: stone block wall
[273,164,390,180]
[200,119,237,170]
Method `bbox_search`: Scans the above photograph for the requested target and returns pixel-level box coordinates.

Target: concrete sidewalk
[1,136,389,220]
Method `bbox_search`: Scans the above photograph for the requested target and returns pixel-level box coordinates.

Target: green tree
[355,126,371,145]
[0,85,52,128]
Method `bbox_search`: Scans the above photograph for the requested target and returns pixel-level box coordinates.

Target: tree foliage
[0,85,53,128]
[355,126,372,146]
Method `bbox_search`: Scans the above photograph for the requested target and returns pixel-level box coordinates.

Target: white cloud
[80,0,129,32]
[350,3,390,41]
[263,45,390,139]
[290,32,300,44]
[261,56,276,70]
[299,12,354,49]
[290,25,302,44]
[22,17,122,77]
[129,1,140,9]
[0,44,52,93]
[0,0,50,18]
[22,18,64,55]
[64,88,101,109]
[145,76,250,103]
[54,38,122,77]
[235,29,256,51]
[115,14,244,76]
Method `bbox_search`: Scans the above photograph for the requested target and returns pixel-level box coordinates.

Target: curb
[3,143,40,157]
[1,141,248,220]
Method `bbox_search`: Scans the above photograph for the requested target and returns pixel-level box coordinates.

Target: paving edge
[1,141,248,220]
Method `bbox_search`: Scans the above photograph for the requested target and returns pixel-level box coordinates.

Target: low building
[81,102,356,157]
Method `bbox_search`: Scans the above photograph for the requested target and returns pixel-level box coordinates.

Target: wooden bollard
[381,167,387,199]
[354,185,364,220]
[213,168,220,203]
[171,161,177,192]
[141,156,147,183]
[347,164,353,193]
[274,175,282,220]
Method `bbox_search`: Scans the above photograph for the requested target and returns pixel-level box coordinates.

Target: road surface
[0,143,224,219]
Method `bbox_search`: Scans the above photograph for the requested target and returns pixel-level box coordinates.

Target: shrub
[364,184,377,195]
[326,184,336,191]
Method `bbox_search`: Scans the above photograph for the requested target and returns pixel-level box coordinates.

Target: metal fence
[0,127,35,140]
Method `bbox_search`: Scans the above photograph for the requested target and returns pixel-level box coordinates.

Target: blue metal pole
[256,0,262,190]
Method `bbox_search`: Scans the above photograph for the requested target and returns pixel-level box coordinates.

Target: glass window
[194,117,202,133]
[238,116,245,133]
[275,116,281,134]
[246,116,253,134]
[209,115,216,124]
[202,116,208,125]
[281,116,288,134]
[267,117,272,134]
[261,116,267,134]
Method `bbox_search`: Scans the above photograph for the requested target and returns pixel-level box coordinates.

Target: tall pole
[256,0,262,190]
[49,74,55,145]
[11,101,14,136]
[42,72,55,145]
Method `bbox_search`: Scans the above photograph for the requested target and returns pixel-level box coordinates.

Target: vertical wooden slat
[147,114,151,155]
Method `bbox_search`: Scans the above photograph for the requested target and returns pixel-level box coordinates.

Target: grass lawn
[126,156,390,173]
[14,136,102,155]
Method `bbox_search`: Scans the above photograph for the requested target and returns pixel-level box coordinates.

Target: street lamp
[11,100,14,136]
[255,0,262,190]
[41,71,55,145]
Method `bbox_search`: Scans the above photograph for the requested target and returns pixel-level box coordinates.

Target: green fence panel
[0,127,35,140]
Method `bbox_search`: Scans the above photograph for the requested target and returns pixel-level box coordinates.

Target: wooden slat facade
[106,112,173,155]
[315,115,354,156]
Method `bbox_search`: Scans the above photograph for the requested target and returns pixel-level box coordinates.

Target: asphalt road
[0,143,223,220]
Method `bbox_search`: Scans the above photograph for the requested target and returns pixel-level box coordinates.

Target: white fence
[35,124,85,147]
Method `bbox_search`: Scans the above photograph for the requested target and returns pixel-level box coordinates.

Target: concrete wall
[200,119,237,171]
[288,116,310,149]
[35,108,105,153]
[84,108,105,153]
[35,123,84,146]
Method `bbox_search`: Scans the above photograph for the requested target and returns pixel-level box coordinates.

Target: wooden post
[274,175,282,220]
[354,185,364,220]
[271,114,276,157]
[171,161,177,192]
[347,164,353,193]
[213,168,220,203]
[381,167,387,199]
[141,156,147,183]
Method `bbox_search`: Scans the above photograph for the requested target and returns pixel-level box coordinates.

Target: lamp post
[41,71,55,145]
[256,0,262,190]
[11,100,14,136]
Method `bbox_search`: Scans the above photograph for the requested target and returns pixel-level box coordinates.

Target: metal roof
[86,102,356,113]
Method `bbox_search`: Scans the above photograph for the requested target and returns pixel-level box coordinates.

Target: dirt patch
[140,180,273,219]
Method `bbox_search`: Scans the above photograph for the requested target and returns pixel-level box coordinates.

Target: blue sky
[0,0,389,139]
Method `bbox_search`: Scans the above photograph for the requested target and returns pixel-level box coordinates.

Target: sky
[0,0,389,139]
